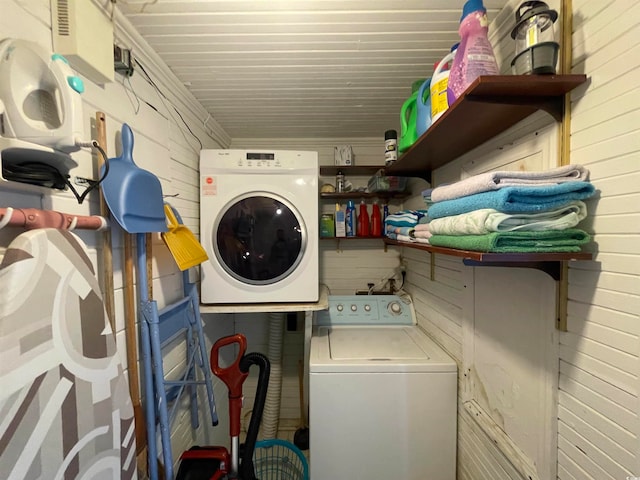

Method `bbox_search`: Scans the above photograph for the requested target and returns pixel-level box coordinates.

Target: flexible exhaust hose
[239,352,270,480]
[262,312,285,439]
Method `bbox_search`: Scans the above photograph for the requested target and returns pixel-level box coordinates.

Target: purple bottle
[447,0,499,105]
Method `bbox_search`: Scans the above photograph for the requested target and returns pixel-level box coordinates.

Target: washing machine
[199,149,318,304]
[309,295,457,480]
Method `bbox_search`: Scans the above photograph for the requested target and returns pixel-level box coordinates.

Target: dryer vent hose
[239,351,270,480]
[262,312,285,438]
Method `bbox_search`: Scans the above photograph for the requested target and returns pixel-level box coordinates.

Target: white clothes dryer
[199,149,318,304]
[309,295,457,480]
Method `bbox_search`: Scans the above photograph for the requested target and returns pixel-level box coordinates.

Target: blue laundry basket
[252,439,309,480]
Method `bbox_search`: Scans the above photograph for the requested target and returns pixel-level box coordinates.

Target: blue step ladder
[137,206,218,480]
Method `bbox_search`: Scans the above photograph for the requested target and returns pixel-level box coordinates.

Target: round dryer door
[214,193,307,285]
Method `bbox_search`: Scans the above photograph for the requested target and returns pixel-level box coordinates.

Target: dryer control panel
[200,149,318,172]
[315,295,415,326]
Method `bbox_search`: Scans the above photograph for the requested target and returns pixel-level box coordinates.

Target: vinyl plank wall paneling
[400,0,640,479]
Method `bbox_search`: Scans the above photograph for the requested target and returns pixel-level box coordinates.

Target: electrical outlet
[114,45,134,77]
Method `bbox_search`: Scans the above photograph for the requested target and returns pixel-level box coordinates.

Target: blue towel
[427,182,596,220]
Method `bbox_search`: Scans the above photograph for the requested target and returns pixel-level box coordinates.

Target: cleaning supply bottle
[384,129,398,167]
[336,170,345,193]
[334,203,346,237]
[357,200,370,237]
[430,47,457,124]
[447,0,499,105]
[345,200,356,237]
[398,89,419,154]
[370,200,382,237]
[415,77,432,137]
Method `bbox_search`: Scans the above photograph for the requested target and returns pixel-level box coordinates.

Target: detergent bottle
[429,48,457,124]
[345,200,356,237]
[415,77,432,137]
[398,79,425,154]
[447,0,499,105]
[370,200,382,237]
[357,200,370,237]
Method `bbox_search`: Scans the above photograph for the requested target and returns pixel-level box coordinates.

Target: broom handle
[96,112,115,333]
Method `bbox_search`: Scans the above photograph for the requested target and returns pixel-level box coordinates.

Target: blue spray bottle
[346,200,356,237]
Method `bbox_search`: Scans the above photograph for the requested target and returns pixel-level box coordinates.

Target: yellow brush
[161,204,208,271]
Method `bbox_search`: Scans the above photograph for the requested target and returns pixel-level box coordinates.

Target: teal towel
[429,229,591,253]
[427,182,596,220]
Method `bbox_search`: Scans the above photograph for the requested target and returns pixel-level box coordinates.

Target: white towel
[431,165,590,202]
[428,201,587,235]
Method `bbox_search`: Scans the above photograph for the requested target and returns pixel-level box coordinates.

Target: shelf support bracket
[556,261,569,332]
[462,259,562,280]
[466,95,564,122]
[430,252,435,281]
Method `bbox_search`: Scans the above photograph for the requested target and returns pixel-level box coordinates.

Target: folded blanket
[385,210,428,227]
[396,234,413,242]
[385,225,415,236]
[427,182,595,220]
[412,230,432,239]
[412,237,430,244]
[414,223,431,232]
[385,232,422,243]
[429,201,587,235]
[429,229,591,253]
[431,165,590,202]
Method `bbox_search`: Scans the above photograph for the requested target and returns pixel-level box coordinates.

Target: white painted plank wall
[0,0,232,470]
[559,0,640,479]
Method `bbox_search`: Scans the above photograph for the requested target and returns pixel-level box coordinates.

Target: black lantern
[510,1,560,74]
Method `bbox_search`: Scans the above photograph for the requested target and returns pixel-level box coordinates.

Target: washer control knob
[388,302,402,315]
[351,304,357,312]
[336,304,343,312]
[364,304,371,312]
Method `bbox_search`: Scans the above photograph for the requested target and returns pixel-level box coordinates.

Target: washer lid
[330,328,426,360]
[310,326,457,373]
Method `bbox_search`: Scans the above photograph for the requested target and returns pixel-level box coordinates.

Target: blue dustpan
[100,124,167,233]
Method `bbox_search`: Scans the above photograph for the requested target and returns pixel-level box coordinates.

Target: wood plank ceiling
[118,0,508,139]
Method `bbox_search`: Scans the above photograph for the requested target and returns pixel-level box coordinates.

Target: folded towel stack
[384,210,431,244]
[422,165,595,253]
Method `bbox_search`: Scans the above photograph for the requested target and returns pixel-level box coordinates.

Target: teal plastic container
[416,77,432,137]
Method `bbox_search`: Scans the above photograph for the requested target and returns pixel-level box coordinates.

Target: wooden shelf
[320,191,410,201]
[320,165,408,200]
[319,165,384,176]
[385,74,588,181]
[383,238,593,280]
[321,236,384,240]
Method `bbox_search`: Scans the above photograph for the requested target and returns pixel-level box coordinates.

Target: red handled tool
[177,334,270,480]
